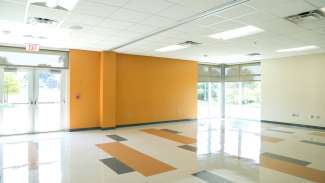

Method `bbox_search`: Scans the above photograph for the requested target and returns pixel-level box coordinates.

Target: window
[197,65,222,118]
[0,46,68,68]
[198,62,261,120]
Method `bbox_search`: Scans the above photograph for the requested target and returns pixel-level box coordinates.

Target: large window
[0,46,68,68]
[197,65,222,118]
[198,63,261,120]
[225,81,261,120]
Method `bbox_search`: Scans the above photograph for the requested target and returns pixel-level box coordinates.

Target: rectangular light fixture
[31,0,79,11]
[320,7,325,13]
[155,45,188,52]
[276,45,320,53]
[209,25,264,40]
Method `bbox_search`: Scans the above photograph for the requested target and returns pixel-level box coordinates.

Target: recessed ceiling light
[209,25,264,40]
[69,25,83,30]
[38,36,48,39]
[156,45,188,52]
[276,45,320,53]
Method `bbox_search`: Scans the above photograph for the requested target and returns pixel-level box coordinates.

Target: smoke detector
[69,25,83,30]
[286,9,325,24]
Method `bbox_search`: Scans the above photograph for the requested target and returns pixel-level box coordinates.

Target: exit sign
[25,43,40,52]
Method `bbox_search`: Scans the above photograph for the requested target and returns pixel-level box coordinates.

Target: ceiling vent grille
[27,17,58,26]
[286,10,325,24]
[178,41,201,46]
[247,53,261,56]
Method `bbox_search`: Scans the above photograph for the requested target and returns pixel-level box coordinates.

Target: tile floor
[0,118,324,183]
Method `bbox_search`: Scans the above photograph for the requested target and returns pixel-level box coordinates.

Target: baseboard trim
[69,127,101,132]
[115,119,196,128]
[261,120,325,130]
[69,119,196,132]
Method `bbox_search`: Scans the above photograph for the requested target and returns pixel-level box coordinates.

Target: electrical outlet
[310,115,315,119]
[316,116,320,119]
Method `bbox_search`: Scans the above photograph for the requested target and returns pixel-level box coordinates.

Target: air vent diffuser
[27,17,58,25]
[179,41,201,46]
[247,53,261,56]
[286,10,325,24]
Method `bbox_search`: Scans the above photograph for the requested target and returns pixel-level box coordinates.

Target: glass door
[197,82,222,118]
[34,69,67,132]
[0,67,67,135]
[0,67,33,135]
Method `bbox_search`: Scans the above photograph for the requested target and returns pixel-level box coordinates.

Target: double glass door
[0,67,67,135]
[197,82,222,118]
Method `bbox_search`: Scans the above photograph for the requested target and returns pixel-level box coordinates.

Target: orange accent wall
[116,54,197,125]
[69,50,197,129]
[100,51,117,128]
[69,50,100,129]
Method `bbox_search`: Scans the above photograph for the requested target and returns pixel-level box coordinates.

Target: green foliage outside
[4,73,20,94]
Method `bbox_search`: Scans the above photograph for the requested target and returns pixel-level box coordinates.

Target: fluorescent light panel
[156,45,188,52]
[320,7,325,13]
[209,25,264,40]
[31,0,79,11]
[276,45,320,53]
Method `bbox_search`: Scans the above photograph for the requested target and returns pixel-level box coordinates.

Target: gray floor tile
[178,145,197,152]
[106,135,127,141]
[301,140,325,147]
[100,158,134,174]
[193,170,233,183]
[262,152,310,166]
[267,129,294,134]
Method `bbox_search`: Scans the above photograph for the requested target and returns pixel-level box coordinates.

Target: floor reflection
[197,118,261,163]
[0,139,62,183]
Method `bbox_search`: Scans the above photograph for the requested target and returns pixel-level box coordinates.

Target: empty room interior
[0,0,325,182]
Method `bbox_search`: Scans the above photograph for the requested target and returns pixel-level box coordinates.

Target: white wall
[261,53,325,127]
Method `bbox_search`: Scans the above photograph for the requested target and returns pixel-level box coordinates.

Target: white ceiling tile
[72,1,119,17]
[142,16,176,27]
[195,15,226,26]
[99,19,134,30]
[166,0,228,12]
[0,0,26,23]
[109,8,151,23]
[67,13,106,25]
[1,0,325,61]
[87,0,129,7]
[247,0,316,18]
[125,0,173,14]
[126,24,161,34]
[257,19,306,35]
[304,0,325,8]
[235,11,278,26]
[157,4,198,20]
[215,4,256,19]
